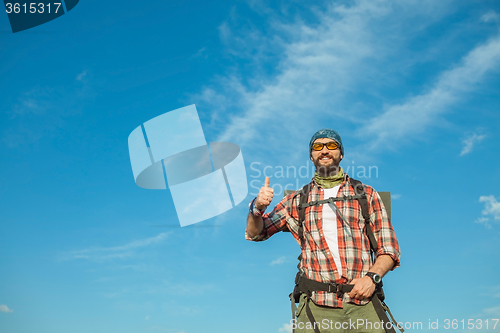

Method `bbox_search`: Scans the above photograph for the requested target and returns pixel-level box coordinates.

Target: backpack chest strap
[299,193,366,209]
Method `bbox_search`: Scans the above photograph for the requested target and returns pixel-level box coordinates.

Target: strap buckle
[327,282,338,293]
[336,283,354,299]
[327,282,347,298]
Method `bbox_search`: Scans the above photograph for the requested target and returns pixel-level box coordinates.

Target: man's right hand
[255,177,274,210]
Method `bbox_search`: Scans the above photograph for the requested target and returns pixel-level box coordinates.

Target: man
[246,129,401,333]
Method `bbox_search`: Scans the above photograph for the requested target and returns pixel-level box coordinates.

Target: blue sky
[1,0,500,332]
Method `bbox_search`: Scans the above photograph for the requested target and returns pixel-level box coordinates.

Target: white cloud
[271,256,288,265]
[392,194,402,200]
[0,304,13,313]
[196,0,500,166]
[481,10,498,23]
[476,196,500,228]
[209,0,392,147]
[279,322,293,333]
[460,132,486,156]
[479,196,500,219]
[62,232,169,262]
[475,217,491,229]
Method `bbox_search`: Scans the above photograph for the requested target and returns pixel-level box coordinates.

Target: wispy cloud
[11,86,62,117]
[460,132,487,156]
[475,217,491,228]
[76,70,88,82]
[196,0,499,166]
[61,232,169,262]
[0,304,13,313]
[270,256,288,265]
[279,322,293,333]
[481,305,500,316]
[361,34,500,151]
[475,195,500,228]
[204,0,395,148]
[479,196,500,219]
[3,70,95,148]
[481,10,498,23]
[479,284,500,298]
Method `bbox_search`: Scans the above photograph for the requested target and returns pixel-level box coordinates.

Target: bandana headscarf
[314,167,345,189]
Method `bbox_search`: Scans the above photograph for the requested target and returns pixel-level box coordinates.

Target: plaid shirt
[245,174,400,307]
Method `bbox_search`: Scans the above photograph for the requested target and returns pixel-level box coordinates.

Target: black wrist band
[249,198,265,217]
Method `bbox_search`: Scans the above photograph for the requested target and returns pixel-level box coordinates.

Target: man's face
[310,138,343,176]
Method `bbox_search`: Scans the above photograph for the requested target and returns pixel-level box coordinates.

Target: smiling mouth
[320,156,332,161]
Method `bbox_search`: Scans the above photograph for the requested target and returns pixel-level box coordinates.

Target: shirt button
[334,270,337,273]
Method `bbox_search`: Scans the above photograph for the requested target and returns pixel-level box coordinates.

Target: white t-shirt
[322,186,342,277]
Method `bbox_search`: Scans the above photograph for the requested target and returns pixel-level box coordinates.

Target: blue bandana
[309,129,344,156]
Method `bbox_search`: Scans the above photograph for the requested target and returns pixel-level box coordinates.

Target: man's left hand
[348,276,376,300]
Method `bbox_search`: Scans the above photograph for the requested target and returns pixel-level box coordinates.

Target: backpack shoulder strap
[349,178,378,254]
[297,183,312,244]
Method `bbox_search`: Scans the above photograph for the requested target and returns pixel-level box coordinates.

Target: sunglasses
[311,141,339,151]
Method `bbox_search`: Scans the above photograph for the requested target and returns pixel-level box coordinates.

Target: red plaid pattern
[245,174,401,307]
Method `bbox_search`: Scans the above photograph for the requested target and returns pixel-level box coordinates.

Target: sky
[1,0,500,332]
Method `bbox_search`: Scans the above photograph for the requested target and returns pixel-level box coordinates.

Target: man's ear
[340,154,343,161]
[310,155,313,162]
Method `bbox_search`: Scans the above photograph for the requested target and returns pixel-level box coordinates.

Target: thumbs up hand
[255,177,274,210]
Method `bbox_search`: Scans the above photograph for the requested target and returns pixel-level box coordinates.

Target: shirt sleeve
[245,193,296,242]
[367,187,401,269]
